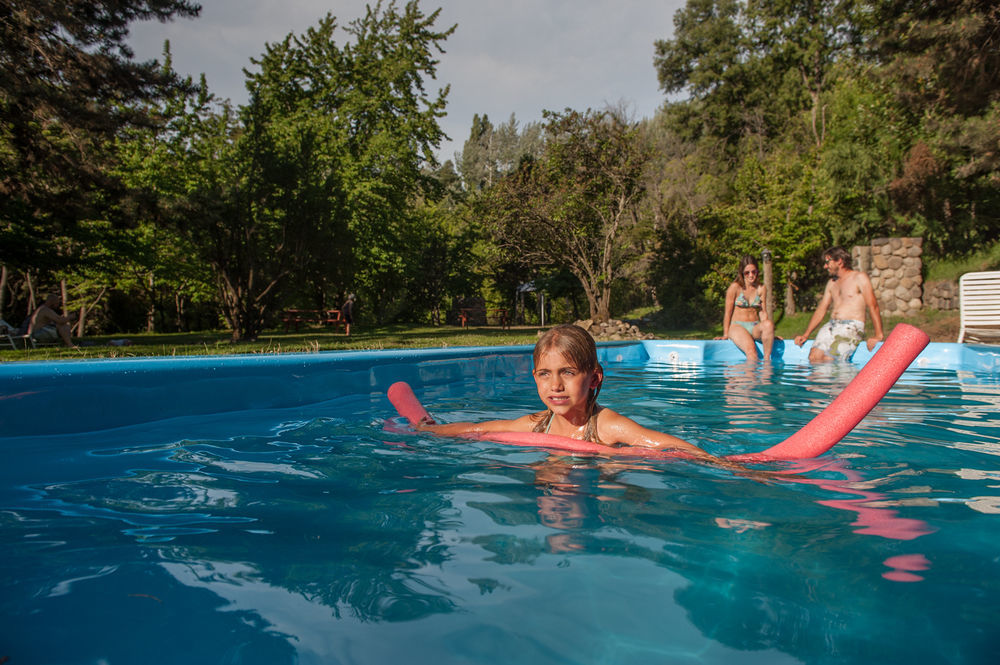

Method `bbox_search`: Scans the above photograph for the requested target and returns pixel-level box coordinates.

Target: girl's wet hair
[531,324,604,441]
[533,323,599,374]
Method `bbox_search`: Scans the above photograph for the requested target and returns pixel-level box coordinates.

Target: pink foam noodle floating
[728,323,930,462]
[387,381,434,426]
[387,323,929,462]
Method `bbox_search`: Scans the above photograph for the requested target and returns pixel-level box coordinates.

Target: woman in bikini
[717,255,775,361]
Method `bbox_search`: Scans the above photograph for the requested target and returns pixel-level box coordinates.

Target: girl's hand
[413,415,437,430]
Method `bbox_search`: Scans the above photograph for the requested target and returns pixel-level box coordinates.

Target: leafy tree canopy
[481,108,651,322]
[0,0,201,271]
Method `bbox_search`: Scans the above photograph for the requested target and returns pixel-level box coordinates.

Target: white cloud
[128,0,683,163]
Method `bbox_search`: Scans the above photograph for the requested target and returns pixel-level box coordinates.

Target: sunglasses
[743,269,758,275]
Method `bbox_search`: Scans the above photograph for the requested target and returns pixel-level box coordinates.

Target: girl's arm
[758,284,770,322]
[597,409,715,460]
[598,410,766,474]
[416,413,538,437]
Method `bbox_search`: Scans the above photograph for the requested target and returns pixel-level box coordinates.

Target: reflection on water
[3,362,1000,664]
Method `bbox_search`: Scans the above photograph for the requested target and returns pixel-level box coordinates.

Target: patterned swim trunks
[813,319,865,361]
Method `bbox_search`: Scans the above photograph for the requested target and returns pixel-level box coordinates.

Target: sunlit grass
[925,240,1000,281]
[0,324,544,361]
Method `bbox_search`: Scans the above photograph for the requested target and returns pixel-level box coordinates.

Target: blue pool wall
[1,338,997,438]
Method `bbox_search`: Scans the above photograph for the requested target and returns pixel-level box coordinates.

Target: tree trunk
[0,264,7,319]
[175,291,186,331]
[220,283,264,342]
[596,284,611,322]
[60,279,68,316]
[583,285,599,321]
[785,271,797,316]
[763,252,774,321]
[25,271,36,316]
[77,286,107,337]
[146,273,155,332]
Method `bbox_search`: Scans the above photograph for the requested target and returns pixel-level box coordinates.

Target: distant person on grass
[29,293,78,347]
[342,293,356,337]
[794,246,884,362]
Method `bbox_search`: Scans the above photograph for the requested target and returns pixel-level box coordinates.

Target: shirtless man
[793,246,884,362]
[28,293,77,347]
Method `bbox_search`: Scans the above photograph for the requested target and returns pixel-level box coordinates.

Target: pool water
[2,349,1000,664]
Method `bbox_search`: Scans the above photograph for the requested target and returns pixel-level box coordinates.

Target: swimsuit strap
[536,409,602,444]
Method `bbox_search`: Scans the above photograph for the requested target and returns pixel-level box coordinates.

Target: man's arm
[794,282,832,347]
[859,273,884,350]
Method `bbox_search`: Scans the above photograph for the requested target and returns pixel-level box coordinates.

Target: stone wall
[923,280,960,310]
[852,237,923,318]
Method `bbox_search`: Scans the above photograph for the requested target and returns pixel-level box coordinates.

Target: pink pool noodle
[387,381,434,426]
[735,323,929,461]
[387,323,929,461]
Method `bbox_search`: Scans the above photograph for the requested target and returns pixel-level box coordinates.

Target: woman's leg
[753,320,775,360]
[728,323,759,361]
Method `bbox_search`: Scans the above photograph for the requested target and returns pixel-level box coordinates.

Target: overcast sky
[128,0,685,164]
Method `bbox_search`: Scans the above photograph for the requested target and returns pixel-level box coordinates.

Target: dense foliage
[0,0,201,327]
[2,0,996,338]
[644,0,1000,323]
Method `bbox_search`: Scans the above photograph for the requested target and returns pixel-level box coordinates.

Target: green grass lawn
[1,307,960,362]
[0,324,545,361]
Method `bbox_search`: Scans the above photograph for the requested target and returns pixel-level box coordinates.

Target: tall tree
[459,113,543,191]
[654,0,862,148]
[870,0,1000,117]
[336,1,454,322]
[870,0,1000,254]
[0,0,200,274]
[122,1,454,339]
[654,0,753,145]
[482,109,650,322]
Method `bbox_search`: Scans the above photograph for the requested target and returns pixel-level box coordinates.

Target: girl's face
[743,264,759,286]
[532,349,601,420]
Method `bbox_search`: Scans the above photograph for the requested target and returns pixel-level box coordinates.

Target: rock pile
[569,318,656,341]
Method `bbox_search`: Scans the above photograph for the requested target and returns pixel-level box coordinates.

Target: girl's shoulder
[594,406,641,444]
[510,411,547,432]
[473,412,542,433]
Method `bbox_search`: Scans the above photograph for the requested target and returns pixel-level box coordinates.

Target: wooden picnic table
[282,309,344,332]
[458,307,510,329]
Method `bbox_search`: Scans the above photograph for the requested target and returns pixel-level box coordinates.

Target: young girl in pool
[417,323,718,462]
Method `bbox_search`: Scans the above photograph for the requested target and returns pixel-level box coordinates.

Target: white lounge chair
[958,270,1000,343]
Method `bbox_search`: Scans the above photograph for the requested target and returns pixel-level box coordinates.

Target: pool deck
[641,337,1000,372]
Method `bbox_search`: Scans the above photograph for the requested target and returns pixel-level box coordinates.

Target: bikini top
[735,290,762,310]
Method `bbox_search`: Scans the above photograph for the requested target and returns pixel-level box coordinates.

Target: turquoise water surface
[1,341,999,664]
